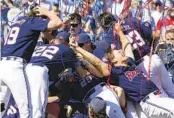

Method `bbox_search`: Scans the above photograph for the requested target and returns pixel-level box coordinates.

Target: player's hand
[33,6,49,16]
[69,36,79,48]
[77,53,83,60]
[69,40,78,49]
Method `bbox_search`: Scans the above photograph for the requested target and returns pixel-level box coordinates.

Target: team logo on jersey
[125,69,141,82]
[144,22,150,27]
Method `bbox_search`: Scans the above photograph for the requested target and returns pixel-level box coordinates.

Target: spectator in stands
[155,7,174,40]
[151,0,163,30]
[40,0,52,10]
[68,13,85,37]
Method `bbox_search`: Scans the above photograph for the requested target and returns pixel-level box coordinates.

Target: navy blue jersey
[2,16,49,62]
[121,18,151,61]
[111,58,158,102]
[30,44,78,80]
[71,75,104,101]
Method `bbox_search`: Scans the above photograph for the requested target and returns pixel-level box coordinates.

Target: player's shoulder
[23,17,48,26]
[47,44,72,52]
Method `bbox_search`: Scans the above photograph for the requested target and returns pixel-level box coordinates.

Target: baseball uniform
[0,16,49,117]
[25,43,78,117]
[70,74,126,118]
[111,57,174,117]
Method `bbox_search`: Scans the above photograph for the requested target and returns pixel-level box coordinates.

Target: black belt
[83,82,106,104]
[1,56,26,63]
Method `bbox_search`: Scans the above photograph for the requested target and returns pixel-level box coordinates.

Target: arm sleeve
[29,17,49,32]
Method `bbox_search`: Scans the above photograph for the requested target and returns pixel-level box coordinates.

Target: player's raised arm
[70,42,110,77]
[114,22,134,60]
[34,6,63,30]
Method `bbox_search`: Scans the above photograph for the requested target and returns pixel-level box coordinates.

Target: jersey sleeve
[29,17,49,32]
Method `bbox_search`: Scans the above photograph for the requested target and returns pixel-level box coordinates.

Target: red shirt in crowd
[156,17,174,31]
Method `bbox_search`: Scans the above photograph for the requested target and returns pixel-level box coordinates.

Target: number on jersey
[5,27,20,45]
[80,76,92,88]
[32,46,59,59]
[126,30,145,50]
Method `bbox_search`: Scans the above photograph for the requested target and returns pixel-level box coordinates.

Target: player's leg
[0,81,11,117]
[1,60,30,117]
[138,54,174,98]
[89,84,126,118]
[126,101,139,118]
[140,92,174,118]
[25,63,49,118]
[134,102,148,118]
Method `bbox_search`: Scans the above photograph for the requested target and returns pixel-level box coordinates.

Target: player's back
[2,16,49,62]
[71,74,105,101]
[30,44,78,80]
[121,18,151,61]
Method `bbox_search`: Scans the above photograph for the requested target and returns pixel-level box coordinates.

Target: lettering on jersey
[5,27,20,45]
[80,76,92,88]
[125,69,141,82]
[32,46,59,59]
[122,25,131,31]
[126,30,145,50]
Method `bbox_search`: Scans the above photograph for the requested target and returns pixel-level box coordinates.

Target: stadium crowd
[0,0,174,118]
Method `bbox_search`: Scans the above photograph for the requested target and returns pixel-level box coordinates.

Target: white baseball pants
[140,91,174,118]
[84,82,126,118]
[137,54,174,98]
[0,58,30,118]
[127,54,174,118]
[25,63,49,118]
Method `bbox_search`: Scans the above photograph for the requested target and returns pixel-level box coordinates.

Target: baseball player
[0,6,63,117]
[65,47,126,117]
[25,31,78,117]
[69,73,125,118]
[70,21,174,118]
[98,12,152,62]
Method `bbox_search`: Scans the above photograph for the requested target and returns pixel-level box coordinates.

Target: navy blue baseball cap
[77,33,91,44]
[140,21,152,40]
[93,40,111,60]
[89,97,106,113]
[55,31,70,43]
[94,40,110,52]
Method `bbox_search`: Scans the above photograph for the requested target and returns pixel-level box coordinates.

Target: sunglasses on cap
[70,24,78,27]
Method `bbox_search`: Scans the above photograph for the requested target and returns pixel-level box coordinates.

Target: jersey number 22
[32,46,59,59]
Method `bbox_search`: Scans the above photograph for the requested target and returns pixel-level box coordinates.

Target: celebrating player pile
[0,0,174,118]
